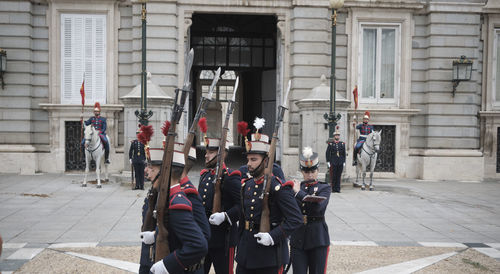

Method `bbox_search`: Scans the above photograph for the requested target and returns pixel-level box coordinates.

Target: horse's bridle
[85,128,102,153]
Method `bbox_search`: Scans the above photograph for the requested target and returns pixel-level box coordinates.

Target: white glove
[140,231,155,245]
[343,162,346,167]
[150,260,168,274]
[254,232,274,246]
[129,159,132,164]
[327,162,331,168]
[209,212,228,226]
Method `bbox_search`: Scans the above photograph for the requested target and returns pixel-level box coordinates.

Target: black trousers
[291,246,329,274]
[329,164,343,192]
[133,162,145,188]
[204,247,235,274]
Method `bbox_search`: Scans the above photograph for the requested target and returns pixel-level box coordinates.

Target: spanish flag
[80,73,85,105]
[353,85,358,110]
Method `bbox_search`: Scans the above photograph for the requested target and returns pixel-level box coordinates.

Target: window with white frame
[359,24,400,104]
[61,14,106,104]
[495,29,500,103]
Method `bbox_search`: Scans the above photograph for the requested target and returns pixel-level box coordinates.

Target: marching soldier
[291,147,331,274]
[353,111,374,166]
[236,131,302,274]
[326,128,346,193]
[130,128,146,190]
[141,146,208,274]
[198,135,241,274]
[81,102,111,164]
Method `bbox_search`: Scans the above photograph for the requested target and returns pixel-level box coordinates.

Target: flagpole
[80,72,85,143]
[352,85,358,160]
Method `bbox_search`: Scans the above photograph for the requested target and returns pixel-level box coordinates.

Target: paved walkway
[1,172,499,272]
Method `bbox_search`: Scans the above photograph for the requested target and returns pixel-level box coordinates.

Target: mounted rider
[82,102,110,164]
[353,111,374,166]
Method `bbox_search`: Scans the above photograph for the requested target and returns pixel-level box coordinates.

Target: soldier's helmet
[245,117,270,155]
[363,111,370,120]
[148,147,185,167]
[299,146,319,171]
[334,125,340,136]
[174,142,197,161]
[199,117,229,151]
[94,102,101,112]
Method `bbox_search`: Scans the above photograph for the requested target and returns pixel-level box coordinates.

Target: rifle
[212,76,239,214]
[182,67,220,167]
[154,49,194,262]
[259,80,291,232]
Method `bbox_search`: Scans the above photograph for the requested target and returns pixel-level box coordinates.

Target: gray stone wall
[118,3,133,146]
[410,11,482,149]
[289,6,347,148]
[0,0,49,145]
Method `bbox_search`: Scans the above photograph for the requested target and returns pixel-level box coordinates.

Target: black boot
[105,147,110,164]
[353,150,358,166]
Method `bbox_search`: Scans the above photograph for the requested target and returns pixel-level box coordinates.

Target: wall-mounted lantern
[452,55,473,96]
[0,48,6,89]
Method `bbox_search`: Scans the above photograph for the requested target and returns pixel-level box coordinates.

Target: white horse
[355,130,382,191]
[82,124,109,188]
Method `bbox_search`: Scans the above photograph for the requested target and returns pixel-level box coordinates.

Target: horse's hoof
[361,186,366,191]
[82,184,87,187]
[369,187,374,191]
[97,185,102,189]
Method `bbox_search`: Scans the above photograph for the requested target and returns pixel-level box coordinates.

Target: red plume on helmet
[161,120,171,137]
[198,117,208,134]
[237,121,250,136]
[94,102,101,111]
[237,121,251,152]
[138,125,153,145]
[364,111,370,119]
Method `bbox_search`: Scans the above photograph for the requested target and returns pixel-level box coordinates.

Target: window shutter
[61,14,106,104]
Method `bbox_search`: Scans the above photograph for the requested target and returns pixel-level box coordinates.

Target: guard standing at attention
[290,147,331,274]
[326,127,346,193]
[130,127,146,190]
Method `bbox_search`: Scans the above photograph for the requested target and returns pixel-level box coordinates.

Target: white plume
[302,146,313,159]
[253,117,265,130]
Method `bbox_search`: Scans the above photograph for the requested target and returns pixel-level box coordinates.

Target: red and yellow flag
[353,85,358,110]
[80,78,85,105]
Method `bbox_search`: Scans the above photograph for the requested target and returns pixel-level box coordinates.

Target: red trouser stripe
[278,265,283,274]
[228,247,234,274]
[324,246,330,274]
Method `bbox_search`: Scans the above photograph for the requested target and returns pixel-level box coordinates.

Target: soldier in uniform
[129,127,146,190]
[141,147,208,274]
[198,136,242,274]
[290,147,331,274]
[326,128,346,193]
[238,163,285,182]
[81,102,111,164]
[353,111,374,166]
[236,132,302,274]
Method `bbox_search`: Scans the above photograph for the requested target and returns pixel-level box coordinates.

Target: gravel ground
[326,246,463,273]
[415,248,500,274]
[14,245,500,273]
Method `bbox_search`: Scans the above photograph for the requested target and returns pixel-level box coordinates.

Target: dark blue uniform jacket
[239,163,285,182]
[326,141,346,166]
[290,181,331,250]
[162,184,208,273]
[180,176,211,242]
[198,165,241,248]
[129,139,146,164]
[236,176,302,269]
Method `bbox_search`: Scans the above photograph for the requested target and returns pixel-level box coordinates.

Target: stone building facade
[0,0,499,181]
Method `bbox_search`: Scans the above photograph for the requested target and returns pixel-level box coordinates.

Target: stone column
[295,75,349,180]
[121,72,174,170]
